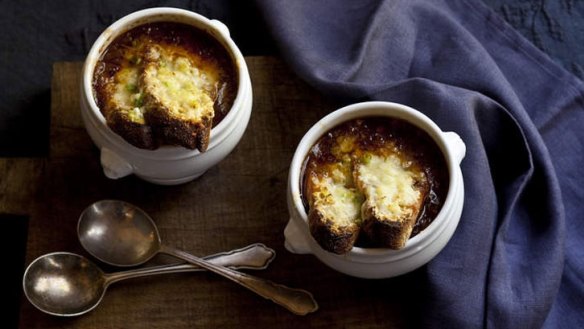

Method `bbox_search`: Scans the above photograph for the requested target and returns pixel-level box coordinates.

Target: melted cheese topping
[356,154,423,221]
[303,117,448,249]
[111,66,145,123]
[143,47,217,121]
[94,22,239,150]
[311,174,362,227]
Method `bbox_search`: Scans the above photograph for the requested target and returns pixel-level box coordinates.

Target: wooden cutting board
[7,57,415,328]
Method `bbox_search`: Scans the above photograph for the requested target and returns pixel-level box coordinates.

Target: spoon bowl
[78,200,318,315]
[24,252,109,316]
[78,200,161,266]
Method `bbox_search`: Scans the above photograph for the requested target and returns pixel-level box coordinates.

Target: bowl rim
[81,7,249,157]
[289,101,463,257]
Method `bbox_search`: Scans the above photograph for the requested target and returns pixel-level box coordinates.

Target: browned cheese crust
[304,169,361,254]
[92,22,238,152]
[302,118,448,253]
[140,45,215,151]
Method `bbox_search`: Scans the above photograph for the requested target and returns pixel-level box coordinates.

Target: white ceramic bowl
[285,101,466,278]
[80,7,252,185]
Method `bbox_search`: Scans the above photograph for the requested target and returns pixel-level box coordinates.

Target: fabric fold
[255,0,582,327]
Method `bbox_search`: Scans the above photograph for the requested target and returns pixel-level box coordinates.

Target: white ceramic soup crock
[285,101,466,279]
[80,7,252,185]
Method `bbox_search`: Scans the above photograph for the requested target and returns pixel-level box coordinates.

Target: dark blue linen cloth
[255,0,584,327]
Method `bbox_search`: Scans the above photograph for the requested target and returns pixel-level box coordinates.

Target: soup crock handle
[284,218,313,255]
[210,19,230,37]
[100,147,133,179]
[443,131,466,164]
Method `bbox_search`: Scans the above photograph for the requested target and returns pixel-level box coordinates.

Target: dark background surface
[1,1,583,328]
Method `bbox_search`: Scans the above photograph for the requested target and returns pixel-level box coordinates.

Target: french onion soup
[92,22,238,151]
[301,117,449,254]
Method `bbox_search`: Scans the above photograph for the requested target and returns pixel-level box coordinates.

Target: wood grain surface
[10,57,419,328]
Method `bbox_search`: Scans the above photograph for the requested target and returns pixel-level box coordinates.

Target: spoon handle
[198,243,275,270]
[106,243,275,284]
[160,245,319,316]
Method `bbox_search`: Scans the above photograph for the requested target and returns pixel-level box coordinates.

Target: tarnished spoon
[23,244,274,316]
[78,200,319,315]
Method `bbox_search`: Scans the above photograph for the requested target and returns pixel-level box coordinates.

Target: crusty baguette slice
[355,153,428,249]
[141,45,217,151]
[101,64,157,149]
[305,168,363,254]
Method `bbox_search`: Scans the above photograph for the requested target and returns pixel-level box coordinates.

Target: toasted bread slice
[305,165,363,254]
[141,45,217,151]
[101,64,157,149]
[355,153,428,249]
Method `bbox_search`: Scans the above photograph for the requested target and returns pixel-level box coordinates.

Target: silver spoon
[78,200,319,315]
[23,244,275,316]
